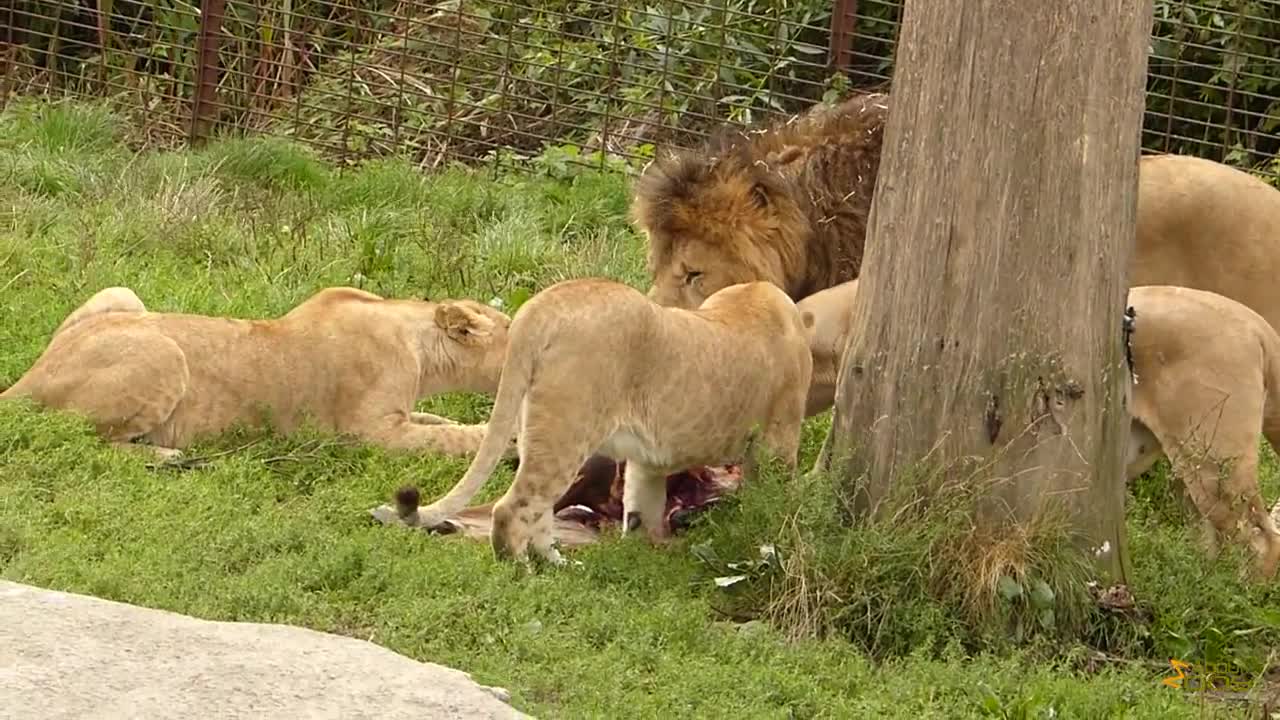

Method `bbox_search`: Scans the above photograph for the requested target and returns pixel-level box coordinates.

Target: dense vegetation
[6,0,1279,176]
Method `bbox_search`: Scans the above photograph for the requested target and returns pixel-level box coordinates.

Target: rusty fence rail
[1,0,1277,178]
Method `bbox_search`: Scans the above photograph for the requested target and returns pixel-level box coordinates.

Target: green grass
[1,98,1277,718]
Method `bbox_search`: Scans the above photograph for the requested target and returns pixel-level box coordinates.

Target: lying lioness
[0,286,511,459]
[797,280,1280,579]
[398,278,815,565]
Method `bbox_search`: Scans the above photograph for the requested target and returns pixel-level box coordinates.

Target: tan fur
[634,95,1280,345]
[796,280,861,418]
[0,286,512,459]
[402,278,815,566]
[1130,154,1280,335]
[1124,286,1280,579]
[800,280,1280,579]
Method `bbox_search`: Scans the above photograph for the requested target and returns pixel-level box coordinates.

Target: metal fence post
[0,0,16,109]
[189,0,226,145]
[828,0,859,73]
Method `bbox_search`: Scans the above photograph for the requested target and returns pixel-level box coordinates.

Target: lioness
[400,278,815,565]
[634,92,1280,341]
[798,280,1280,579]
[1,286,511,459]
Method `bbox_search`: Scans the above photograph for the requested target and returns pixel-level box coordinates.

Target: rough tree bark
[823,0,1153,583]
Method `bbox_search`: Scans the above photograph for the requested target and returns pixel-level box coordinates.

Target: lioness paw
[534,545,582,569]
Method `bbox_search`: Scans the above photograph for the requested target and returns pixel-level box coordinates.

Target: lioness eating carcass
[1,286,511,459]
[400,278,815,565]
[797,280,1280,579]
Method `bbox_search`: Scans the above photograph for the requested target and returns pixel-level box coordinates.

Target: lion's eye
[684,271,702,285]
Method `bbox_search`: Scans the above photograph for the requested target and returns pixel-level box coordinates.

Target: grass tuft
[196,135,332,193]
[0,98,123,155]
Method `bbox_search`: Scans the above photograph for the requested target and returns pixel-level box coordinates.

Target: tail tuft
[393,485,421,518]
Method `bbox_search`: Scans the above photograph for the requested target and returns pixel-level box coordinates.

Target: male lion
[798,279,1280,579]
[399,278,815,565]
[633,93,1280,340]
[0,286,511,459]
[634,92,887,309]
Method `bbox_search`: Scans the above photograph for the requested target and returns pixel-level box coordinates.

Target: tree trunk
[824,0,1153,583]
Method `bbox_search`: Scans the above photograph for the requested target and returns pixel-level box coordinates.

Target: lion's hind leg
[54,287,146,336]
[1155,387,1279,577]
[62,332,190,456]
[741,392,808,487]
[491,413,601,567]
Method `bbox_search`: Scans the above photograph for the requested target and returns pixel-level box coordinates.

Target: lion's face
[645,235,786,310]
[632,152,809,310]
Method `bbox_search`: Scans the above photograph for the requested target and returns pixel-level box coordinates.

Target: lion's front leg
[111,441,184,461]
[363,417,500,458]
[759,393,806,474]
[409,411,460,426]
[622,462,671,545]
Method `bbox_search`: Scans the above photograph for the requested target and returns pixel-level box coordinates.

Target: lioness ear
[435,303,494,343]
[801,310,816,330]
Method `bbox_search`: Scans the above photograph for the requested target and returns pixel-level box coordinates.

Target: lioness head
[632,149,812,310]
[433,300,512,393]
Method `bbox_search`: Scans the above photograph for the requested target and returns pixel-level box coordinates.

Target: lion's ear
[750,182,770,209]
[434,303,495,344]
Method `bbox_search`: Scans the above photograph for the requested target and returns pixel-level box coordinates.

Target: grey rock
[0,580,531,720]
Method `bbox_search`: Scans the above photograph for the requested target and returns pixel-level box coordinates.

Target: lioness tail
[419,345,534,521]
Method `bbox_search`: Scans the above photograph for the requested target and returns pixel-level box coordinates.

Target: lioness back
[23,310,307,445]
[505,278,809,461]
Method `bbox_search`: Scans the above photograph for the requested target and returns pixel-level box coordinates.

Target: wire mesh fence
[2,0,1277,178]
